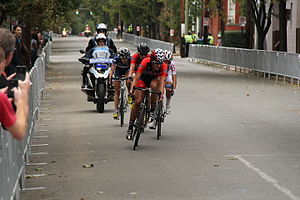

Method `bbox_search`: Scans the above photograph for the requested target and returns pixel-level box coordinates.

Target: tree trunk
[246,0,254,49]
[0,9,7,26]
[278,0,287,51]
[23,23,32,69]
[251,0,273,50]
[257,33,265,50]
[203,3,210,45]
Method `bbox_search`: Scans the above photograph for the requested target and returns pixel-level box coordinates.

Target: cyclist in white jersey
[164,50,177,114]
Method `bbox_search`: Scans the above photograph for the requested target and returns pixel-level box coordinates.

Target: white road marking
[229,155,300,200]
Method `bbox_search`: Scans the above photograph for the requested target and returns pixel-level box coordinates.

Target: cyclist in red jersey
[128,43,150,78]
[126,49,167,140]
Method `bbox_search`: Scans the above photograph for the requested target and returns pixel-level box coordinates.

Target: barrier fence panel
[123,33,174,52]
[189,45,300,80]
[0,41,51,200]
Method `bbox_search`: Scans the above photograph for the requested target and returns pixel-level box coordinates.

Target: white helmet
[164,50,173,62]
[95,33,106,42]
[96,23,107,34]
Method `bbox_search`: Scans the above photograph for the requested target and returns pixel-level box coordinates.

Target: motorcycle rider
[109,47,132,119]
[85,23,117,54]
[82,33,114,89]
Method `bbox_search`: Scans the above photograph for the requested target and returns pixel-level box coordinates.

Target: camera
[7,78,18,98]
[15,65,27,81]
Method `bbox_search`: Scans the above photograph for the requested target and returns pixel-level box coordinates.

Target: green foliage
[222,30,247,48]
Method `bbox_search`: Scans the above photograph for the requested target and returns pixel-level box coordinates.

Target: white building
[265,0,300,53]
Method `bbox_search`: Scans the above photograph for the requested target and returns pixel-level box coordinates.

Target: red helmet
[150,48,165,64]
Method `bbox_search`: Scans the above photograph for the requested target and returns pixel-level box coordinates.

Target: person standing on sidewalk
[5,25,28,76]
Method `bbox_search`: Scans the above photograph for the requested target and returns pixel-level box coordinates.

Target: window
[227,0,236,24]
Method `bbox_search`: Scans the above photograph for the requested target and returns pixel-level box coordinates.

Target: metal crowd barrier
[123,33,174,52]
[107,31,118,40]
[0,41,51,200]
[189,45,300,82]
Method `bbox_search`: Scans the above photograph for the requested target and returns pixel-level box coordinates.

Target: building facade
[207,0,300,53]
[266,0,300,53]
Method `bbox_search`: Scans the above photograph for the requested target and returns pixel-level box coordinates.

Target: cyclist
[128,43,150,105]
[109,47,132,119]
[128,43,150,78]
[126,49,168,140]
[164,50,177,114]
[82,33,114,89]
[85,23,117,53]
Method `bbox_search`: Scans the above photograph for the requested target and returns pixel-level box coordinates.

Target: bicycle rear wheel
[120,88,125,127]
[133,105,145,150]
[156,101,162,140]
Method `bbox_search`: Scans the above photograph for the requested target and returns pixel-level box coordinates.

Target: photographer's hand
[13,72,31,105]
[7,73,31,140]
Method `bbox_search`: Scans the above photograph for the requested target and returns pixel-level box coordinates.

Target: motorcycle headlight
[95,63,108,71]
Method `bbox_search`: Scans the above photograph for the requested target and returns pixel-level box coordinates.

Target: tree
[250,0,274,50]
[278,0,287,51]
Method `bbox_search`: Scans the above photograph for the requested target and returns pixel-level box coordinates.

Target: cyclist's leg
[113,80,121,118]
[149,79,159,128]
[127,90,144,139]
[127,80,146,139]
[150,78,159,111]
[165,81,173,114]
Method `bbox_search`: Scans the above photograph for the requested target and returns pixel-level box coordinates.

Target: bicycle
[131,87,160,150]
[153,84,171,139]
[113,76,129,127]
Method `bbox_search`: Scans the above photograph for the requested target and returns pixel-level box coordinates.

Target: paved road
[21,37,300,200]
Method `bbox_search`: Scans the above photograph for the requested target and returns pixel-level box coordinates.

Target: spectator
[184,32,193,57]
[191,31,199,44]
[216,33,222,47]
[0,28,31,140]
[208,33,214,45]
[31,33,39,68]
[5,25,28,76]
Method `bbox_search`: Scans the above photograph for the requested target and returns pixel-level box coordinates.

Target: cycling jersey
[130,53,150,72]
[165,60,176,83]
[136,57,167,88]
[113,56,131,78]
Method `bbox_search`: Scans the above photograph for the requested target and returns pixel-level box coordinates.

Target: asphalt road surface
[21,36,300,200]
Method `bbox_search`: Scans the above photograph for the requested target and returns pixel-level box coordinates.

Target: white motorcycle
[79,50,114,113]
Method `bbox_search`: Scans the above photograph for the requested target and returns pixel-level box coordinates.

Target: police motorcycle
[78,50,115,113]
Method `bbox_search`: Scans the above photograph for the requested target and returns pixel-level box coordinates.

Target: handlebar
[133,87,161,95]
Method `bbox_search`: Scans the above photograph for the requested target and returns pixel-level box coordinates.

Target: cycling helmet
[164,50,173,62]
[119,47,131,58]
[150,48,165,64]
[95,33,106,42]
[137,43,150,55]
[96,23,107,34]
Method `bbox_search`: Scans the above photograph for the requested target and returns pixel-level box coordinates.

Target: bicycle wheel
[133,105,145,150]
[156,101,162,140]
[120,88,125,127]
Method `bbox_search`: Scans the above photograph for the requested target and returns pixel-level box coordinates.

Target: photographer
[0,28,31,140]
